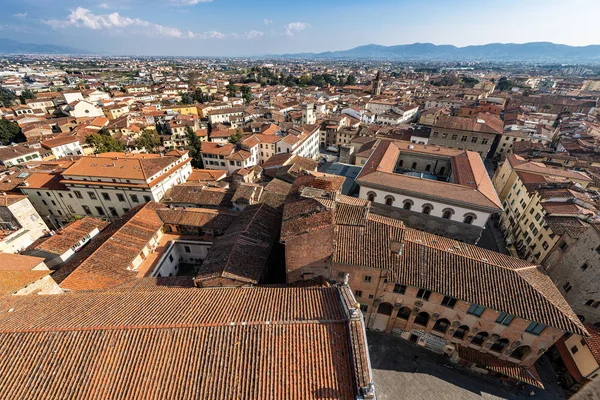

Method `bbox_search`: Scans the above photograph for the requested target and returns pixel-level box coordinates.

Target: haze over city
[1,0,600,56]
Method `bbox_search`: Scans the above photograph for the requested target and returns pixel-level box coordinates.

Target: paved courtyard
[367,331,566,400]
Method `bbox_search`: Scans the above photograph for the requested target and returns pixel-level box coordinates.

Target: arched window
[433,318,450,334]
[384,196,395,206]
[377,302,393,316]
[453,325,469,340]
[510,345,531,361]
[397,307,411,320]
[439,167,446,175]
[463,213,476,225]
[425,164,431,172]
[367,191,376,202]
[586,299,595,306]
[578,315,586,322]
[411,162,417,169]
[398,159,404,167]
[403,201,412,210]
[471,332,489,346]
[442,208,454,220]
[414,311,430,326]
[422,204,433,215]
[490,338,510,353]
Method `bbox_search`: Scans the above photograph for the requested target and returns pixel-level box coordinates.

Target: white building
[41,136,84,160]
[20,151,192,227]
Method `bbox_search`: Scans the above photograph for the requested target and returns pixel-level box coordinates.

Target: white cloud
[244,30,264,39]
[169,0,213,5]
[42,7,230,39]
[12,12,27,18]
[284,22,311,36]
[98,3,110,9]
[264,19,272,25]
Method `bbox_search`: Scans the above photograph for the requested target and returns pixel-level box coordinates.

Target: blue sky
[1,0,599,56]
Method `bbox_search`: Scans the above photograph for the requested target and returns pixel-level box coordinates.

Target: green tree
[228,129,243,144]
[180,92,194,104]
[136,130,161,153]
[226,83,237,98]
[496,77,513,91]
[0,118,22,145]
[85,132,124,153]
[19,89,36,105]
[345,75,357,86]
[0,88,16,107]
[240,85,252,104]
[185,126,203,168]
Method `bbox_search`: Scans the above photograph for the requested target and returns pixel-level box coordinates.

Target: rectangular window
[130,194,139,203]
[451,134,458,140]
[42,200,47,206]
[559,241,568,251]
[184,246,191,253]
[441,296,457,308]
[525,322,546,335]
[101,192,111,201]
[471,137,478,143]
[355,290,362,298]
[571,346,579,354]
[123,208,130,213]
[496,312,514,326]
[51,200,56,206]
[416,289,431,301]
[88,192,97,200]
[95,206,105,216]
[364,276,372,283]
[482,138,489,145]
[467,304,485,317]
[461,135,467,142]
[563,281,573,292]
[82,205,92,215]
[169,255,174,262]
[117,193,126,202]
[581,263,589,271]
[393,284,406,294]
[109,207,118,217]
[360,304,368,312]
[143,195,151,202]
[74,191,83,199]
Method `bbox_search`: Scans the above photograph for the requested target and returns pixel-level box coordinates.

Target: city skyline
[1,0,599,56]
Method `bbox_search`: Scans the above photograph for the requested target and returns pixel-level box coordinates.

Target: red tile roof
[0,283,371,400]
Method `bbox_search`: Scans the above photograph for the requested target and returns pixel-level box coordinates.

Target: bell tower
[372,71,382,96]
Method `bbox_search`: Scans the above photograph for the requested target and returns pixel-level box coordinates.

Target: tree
[345,75,357,86]
[19,89,36,105]
[0,88,16,107]
[0,118,22,145]
[85,132,124,153]
[228,129,243,144]
[180,92,194,105]
[240,85,252,104]
[496,77,513,91]
[185,126,203,168]
[226,83,237,98]
[136,130,161,153]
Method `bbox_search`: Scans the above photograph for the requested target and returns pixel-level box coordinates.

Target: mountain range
[0,38,87,55]
[272,42,600,62]
[1,38,599,62]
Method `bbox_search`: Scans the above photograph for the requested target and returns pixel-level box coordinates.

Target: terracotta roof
[156,208,236,232]
[195,204,281,285]
[63,152,182,181]
[26,217,109,256]
[357,139,503,211]
[0,283,371,400]
[0,145,38,161]
[0,254,46,271]
[201,142,235,156]
[458,347,543,388]
[0,270,51,295]
[187,169,226,182]
[430,114,503,135]
[54,203,165,291]
[584,324,600,365]
[164,185,233,208]
[23,172,68,190]
[282,196,586,336]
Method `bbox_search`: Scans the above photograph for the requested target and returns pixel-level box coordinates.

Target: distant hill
[0,38,88,55]
[272,42,600,62]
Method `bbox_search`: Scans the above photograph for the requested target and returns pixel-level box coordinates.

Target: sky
[1,0,599,56]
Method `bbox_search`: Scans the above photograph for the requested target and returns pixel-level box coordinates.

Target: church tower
[372,71,382,96]
[302,103,316,125]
